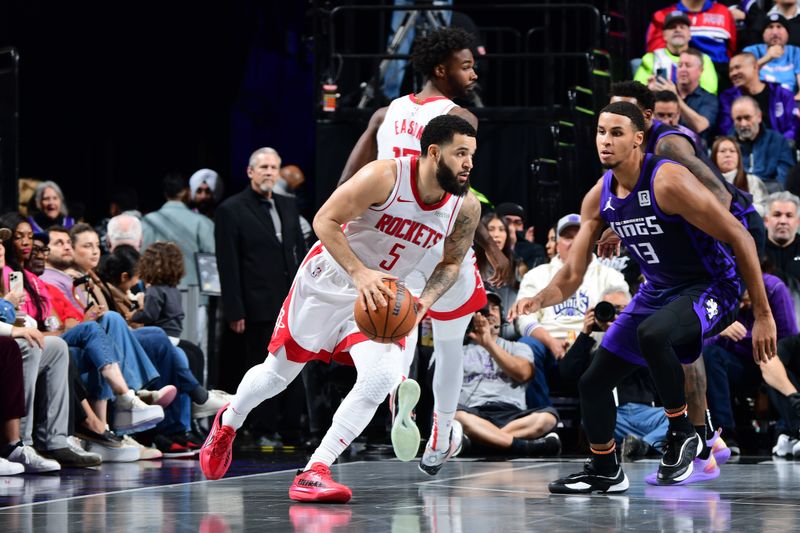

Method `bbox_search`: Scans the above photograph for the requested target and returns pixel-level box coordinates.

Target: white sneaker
[7,445,61,473]
[419,419,463,476]
[0,456,24,476]
[84,440,140,463]
[66,436,103,465]
[390,379,421,462]
[773,434,799,458]
[114,394,165,434]
[121,435,163,460]
[792,437,800,458]
[193,389,233,419]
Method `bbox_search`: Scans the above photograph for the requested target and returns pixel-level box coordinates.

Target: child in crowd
[130,242,185,344]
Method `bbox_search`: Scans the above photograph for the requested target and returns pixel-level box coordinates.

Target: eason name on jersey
[609,216,664,238]
[394,119,424,140]
[374,214,444,249]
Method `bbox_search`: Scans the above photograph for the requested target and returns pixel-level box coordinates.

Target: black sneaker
[74,427,123,448]
[657,430,702,484]
[548,457,629,494]
[154,435,196,458]
[531,432,562,457]
[621,434,649,458]
[170,433,202,454]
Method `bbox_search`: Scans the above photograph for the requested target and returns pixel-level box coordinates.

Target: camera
[72,274,91,287]
[591,301,618,332]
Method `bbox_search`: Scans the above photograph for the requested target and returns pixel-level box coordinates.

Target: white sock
[431,410,456,452]
[305,391,372,469]
[221,405,248,431]
[116,390,136,408]
[430,316,471,451]
[306,342,402,469]
[221,353,304,430]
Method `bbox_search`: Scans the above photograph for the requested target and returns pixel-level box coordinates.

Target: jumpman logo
[603,197,615,212]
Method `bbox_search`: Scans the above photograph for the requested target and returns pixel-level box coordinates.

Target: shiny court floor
[0,455,799,532]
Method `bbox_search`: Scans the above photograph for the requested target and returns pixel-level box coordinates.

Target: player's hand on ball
[752,314,777,364]
[596,228,621,258]
[353,268,397,311]
[508,297,541,321]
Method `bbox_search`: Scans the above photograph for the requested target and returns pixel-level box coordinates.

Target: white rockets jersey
[331,156,464,279]
[376,94,458,160]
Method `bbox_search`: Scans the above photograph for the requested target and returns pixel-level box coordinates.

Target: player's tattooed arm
[656,134,732,209]
[338,106,388,187]
[417,194,481,317]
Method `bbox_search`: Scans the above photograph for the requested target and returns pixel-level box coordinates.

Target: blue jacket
[738,127,796,187]
[718,82,797,141]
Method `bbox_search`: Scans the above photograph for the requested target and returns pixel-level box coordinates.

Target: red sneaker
[199,403,236,480]
[288,462,352,503]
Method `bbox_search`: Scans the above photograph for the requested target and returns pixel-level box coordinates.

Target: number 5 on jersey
[380,243,406,271]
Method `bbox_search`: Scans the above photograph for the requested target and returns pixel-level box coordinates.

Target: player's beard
[436,159,470,196]
[600,160,620,170]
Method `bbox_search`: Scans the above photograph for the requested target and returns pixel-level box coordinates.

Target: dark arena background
[1,1,799,531]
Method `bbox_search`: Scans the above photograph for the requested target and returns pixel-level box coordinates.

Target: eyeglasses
[32,246,50,256]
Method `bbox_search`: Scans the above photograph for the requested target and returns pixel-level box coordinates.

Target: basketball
[354,280,417,343]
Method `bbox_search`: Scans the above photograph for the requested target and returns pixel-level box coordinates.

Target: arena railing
[314,3,605,109]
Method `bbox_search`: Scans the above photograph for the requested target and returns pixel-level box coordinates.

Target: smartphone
[655,67,668,80]
[9,271,22,293]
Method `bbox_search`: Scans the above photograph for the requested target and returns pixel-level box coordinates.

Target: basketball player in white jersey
[200,115,481,503]
[339,27,504,475]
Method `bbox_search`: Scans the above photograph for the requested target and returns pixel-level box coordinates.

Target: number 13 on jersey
[628,242,660,264]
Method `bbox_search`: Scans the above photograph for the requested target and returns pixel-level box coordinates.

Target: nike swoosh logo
[397,197,414,203]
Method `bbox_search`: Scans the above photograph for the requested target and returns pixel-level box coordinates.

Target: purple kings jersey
[599,154,737,288]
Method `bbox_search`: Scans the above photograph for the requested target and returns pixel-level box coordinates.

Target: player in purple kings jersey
[510,102,776,494]
[603,81,765,467]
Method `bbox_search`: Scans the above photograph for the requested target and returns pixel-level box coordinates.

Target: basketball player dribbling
[339,27,504,475]
[200,115,481,503]
[511,102,776,493]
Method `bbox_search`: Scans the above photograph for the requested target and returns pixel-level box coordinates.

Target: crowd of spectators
[12,1,800,478]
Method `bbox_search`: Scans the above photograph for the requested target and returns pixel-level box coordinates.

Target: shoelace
[308,463,331,478]
[211,428,235,458]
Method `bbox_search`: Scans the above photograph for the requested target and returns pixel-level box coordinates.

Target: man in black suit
[215,147,307,441]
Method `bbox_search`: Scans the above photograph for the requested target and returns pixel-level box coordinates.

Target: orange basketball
[354,280,417,344]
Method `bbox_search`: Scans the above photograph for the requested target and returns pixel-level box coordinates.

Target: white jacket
[515,255,628,340]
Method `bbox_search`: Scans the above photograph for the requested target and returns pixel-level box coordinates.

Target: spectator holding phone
[636,11,718,95]
[649,48,719,141]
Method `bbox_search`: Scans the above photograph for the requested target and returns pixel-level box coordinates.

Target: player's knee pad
[354,361,402,405]
[244,363,289,400]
